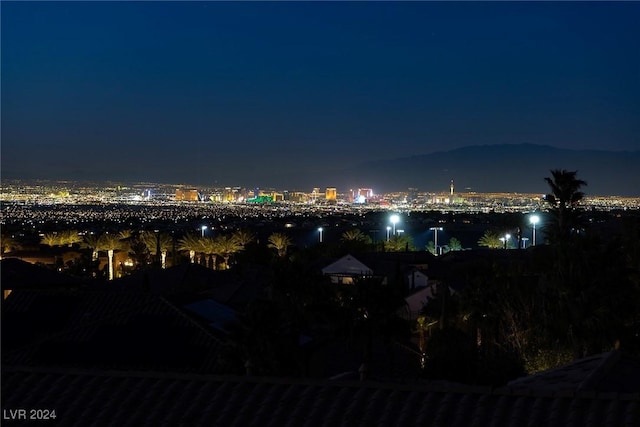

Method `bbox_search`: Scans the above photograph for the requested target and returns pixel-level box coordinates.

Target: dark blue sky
[2,1,639,188]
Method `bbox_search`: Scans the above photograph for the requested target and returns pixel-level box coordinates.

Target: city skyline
[2,2,640,187]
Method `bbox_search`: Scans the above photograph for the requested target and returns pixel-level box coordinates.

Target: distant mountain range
[335,144,640,197]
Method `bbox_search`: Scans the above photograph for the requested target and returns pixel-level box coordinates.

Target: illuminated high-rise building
[223,187,234,202]
[450,180,454,196]
[325,187,337,201]
[175,189,199,201]
[358,188,373,199]
[290,192,308,203]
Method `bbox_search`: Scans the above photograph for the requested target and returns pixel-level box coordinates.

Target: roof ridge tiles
[578,350,620,392]
[7,365,638,402]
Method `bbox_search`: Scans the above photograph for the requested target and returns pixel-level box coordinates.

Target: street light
[521,237,529,249]
[530,215,540,246]
[429,227,443,255]
[390,214,400,236]
[201,225,208,237]
[503,233,511,249]
[318,227,323,243]
[386,226,391,242]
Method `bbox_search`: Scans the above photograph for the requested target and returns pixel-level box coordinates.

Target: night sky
[2,2,639,188]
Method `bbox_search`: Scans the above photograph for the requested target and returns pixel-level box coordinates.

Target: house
[321,254,377,284]
[402,284,438,321]
[321,252,435,289]
[406,266,429,289]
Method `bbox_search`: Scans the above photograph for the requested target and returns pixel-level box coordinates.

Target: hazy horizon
[3,2,639,190]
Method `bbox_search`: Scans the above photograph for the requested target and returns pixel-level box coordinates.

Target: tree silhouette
[201,236,223,269]
[40,232,61,247]
[385,234,414,252]
[268,233,292,258]
[140,231,172,268]
[231,229,255,248]
[477,230,502,249]
[97,233,126,280]
[178,234,201,264]
[544,169,587,240]
[447,237,463,252]
[341,229,371,244]
[1,233,21,256]
[58,230,82,247]
[216,234,243,269]
[82,233,102,261]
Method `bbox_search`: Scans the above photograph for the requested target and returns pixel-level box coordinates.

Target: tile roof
[2,366,638,427]
[504,350,640,394]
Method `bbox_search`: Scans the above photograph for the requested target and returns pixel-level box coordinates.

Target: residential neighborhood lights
[390,214,400,236]
[429,227,443,255]
[318,227,324,243]
[530,215,540,246]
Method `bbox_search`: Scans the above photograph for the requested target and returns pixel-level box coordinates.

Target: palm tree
[1,234,21,257]
[97,233,126,280]
[544,169,587,239]
[140,231,172,269]
[385,234,414,252]
[82,233,102,261]
[268,233,292,258]
[477,230,502,249]
[41,232,61,247]
[416,315,438,367]
[216,235,243,269]
[341,229,371,244]
[200,236,223,269]
[178,234,201,264]
[118,229,133,240]
[341,229,372,253]
[58,230,82,247]
[447,237,463,252]
[232,229,256,249]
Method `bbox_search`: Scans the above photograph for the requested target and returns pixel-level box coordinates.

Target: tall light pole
[503,233,511,249]
[318,227,323,243]
[201,225,208,237]
[530,215,540,246]
[429,227,443,255]
[386,226,391,242]
[390,214,400,236]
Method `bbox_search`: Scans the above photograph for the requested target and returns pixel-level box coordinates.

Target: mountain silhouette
[334,144,640,196]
